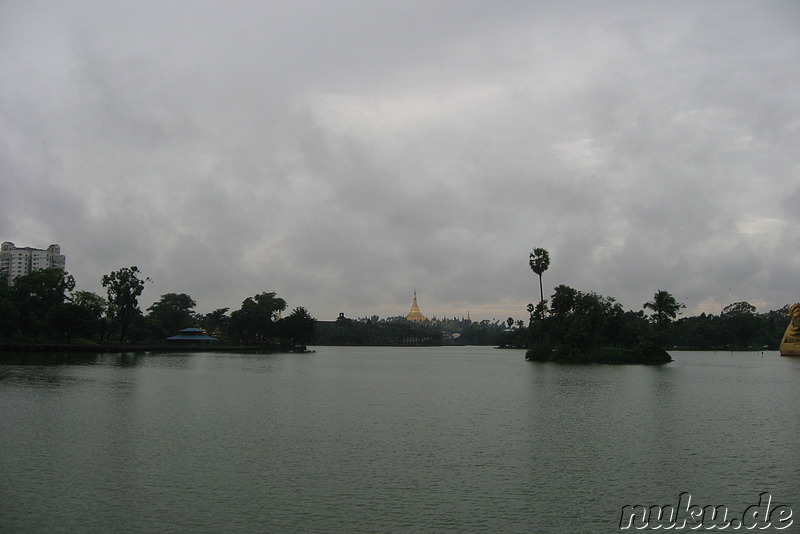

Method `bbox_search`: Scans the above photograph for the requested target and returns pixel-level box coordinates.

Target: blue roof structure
[166,327,218,341]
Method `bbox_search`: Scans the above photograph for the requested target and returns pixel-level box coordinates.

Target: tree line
[314,315,509,346]
[2,260,788,354]
[0,266,315,349]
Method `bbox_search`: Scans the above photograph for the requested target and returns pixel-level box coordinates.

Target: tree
[11,268,76,337]
[527,300,548,322]
[527,284,650,362]
[200,308,230,338]
[280,306,316,348]
[548,286,624,354]
[71,290,107,319]
[643,290,684,347]
[12,268,76,308]
[102,266,149,343]
[46,303,98,342]
[0,296,20,338]
[760,305,791,349]
[67,290,108,341]
[529,247,550,306]
[147,293,197,337]
[550,284,578,319]
[228,292,287,344]
[721,301,757,316]
[720,301,760,348]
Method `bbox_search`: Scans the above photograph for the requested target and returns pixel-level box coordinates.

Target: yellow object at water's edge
[779,303,800,356]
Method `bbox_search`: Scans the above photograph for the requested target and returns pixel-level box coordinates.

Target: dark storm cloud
[1,1,798,320]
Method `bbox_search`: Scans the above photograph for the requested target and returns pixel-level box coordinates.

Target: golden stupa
[406,291,427,322]
[779,303,800,356]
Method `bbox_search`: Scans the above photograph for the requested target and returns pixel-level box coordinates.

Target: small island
[522,248,676,365]
[523,286,674,365]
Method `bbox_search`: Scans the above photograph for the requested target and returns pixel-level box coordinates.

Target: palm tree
[643,290,684,346]
[529,248,550,306]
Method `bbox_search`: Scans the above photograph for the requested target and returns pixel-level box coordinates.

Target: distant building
[405,291,427,322]
[0,241,66,284]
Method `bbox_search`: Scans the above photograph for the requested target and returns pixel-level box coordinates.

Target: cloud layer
[2,1,799,321]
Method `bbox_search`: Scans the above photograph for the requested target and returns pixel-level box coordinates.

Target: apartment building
[0,241,66,283]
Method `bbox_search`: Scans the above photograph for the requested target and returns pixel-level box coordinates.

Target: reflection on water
[0,347,797,533]
[0,351,102,366]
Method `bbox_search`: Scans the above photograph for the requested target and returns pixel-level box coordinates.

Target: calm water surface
[1,347,798,533]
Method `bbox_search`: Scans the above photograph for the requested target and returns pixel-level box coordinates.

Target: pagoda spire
[406,291,427,322]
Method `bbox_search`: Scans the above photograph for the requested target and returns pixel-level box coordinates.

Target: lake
[1,347,797,532]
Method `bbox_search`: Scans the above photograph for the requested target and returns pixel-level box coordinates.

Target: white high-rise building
[0,242,66,284]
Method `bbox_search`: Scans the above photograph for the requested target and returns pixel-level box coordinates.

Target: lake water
[1,347,798,533]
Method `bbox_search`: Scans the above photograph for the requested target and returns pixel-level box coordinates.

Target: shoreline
[0,342,273,354]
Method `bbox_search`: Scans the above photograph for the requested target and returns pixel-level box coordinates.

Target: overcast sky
[2,1,798,322]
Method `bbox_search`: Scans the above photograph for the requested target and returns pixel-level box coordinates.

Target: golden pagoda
[406,291,427,322]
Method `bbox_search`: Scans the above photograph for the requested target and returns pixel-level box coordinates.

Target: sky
[2,1,799,322]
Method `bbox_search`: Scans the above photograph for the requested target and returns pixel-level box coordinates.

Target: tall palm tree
[529,248,550,306]
[643,290,683,346]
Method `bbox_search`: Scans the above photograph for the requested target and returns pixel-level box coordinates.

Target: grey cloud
[2,1,799,321]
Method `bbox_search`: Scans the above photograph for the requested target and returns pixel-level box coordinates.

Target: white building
[0,242,66,284]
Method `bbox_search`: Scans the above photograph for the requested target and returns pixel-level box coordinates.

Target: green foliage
[71,291,107,319]
[526,285,671,364]
[722,301,757,316]
[0,265,310,350]
[132,315,165,343]
[529,247,550,305]
[719,301,760,347]
[66,291,108,342]
[46,302,98,342]
[668,302,783,350]
[314,318,443,346]
[527,300,548,322]
[280,307,316,348]
[0,296,20,338]
[147,293,197,338]
[496,324,528,349]
[200,308,230,338]
[643,290,684,347]
[11,268,76,337]
[550,286,627,353]
[102,266,149,343]
[460,320,507,345]
[228,292,287,344]
[12,268,76,306]
[527,281,784,360]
